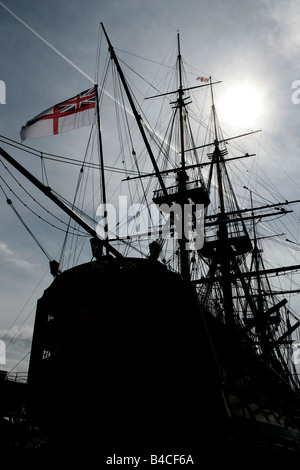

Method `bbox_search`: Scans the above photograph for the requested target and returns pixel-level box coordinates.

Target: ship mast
[101,24,197,280]
[176,32,190,281]
[248,187,269,352]
[95,84,109,254]
[177,32,185,170]
[200,85,300,363]
[209,80,234,324]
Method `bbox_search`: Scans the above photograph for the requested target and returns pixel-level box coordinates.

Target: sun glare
[218,84,262,128]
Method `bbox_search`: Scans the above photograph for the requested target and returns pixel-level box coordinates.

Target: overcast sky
[1,0,300,373]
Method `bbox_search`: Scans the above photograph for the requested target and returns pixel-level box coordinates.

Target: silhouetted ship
[1,24,300,458]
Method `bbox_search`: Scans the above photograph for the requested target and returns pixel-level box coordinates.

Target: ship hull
[25,257,300,455]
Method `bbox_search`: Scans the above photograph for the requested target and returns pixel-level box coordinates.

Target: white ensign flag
[20,86,96,141]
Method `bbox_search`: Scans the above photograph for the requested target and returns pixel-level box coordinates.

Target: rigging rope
[9,200,52,261]
[0,169,87,236]
[59,125,95,267]
[0,181,52,260]
[0,135,143,176]
[40,152,49,186]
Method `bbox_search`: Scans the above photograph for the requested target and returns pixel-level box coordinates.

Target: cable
[0,135,143,176]
[7,351,31,375]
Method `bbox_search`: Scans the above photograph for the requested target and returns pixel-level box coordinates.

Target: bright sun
[218,84,262,128]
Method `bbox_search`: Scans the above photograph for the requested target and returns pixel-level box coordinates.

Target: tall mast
[210,78,219,146]
[209,80,234,324]
[177,32,185,170]
[95,84,108,254]
[101,24,192,279]
[176,32,190,280]
[247,187,272,355]
[210,79,225,213]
